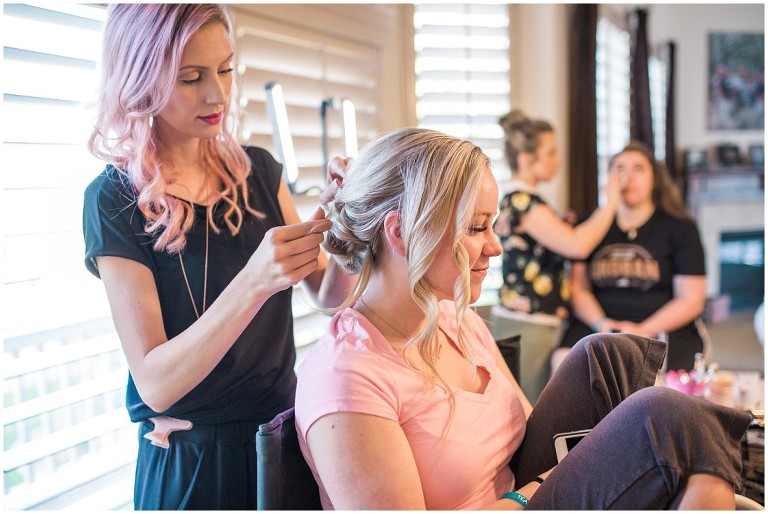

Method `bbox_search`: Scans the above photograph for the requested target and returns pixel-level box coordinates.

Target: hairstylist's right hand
[247,214,332,295]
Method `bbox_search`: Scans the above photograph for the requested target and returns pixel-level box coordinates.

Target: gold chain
[358,297,412,341]
[179,208,209,319]
[178,171,211,319]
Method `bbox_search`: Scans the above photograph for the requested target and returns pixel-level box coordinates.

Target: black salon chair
[255,407,321,510]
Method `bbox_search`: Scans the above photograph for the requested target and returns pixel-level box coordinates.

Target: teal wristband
[592,317,606,332]
[501,491,528,508]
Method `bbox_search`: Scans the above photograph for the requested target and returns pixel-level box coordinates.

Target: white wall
[648,4,765,156]
[509,4,569,212]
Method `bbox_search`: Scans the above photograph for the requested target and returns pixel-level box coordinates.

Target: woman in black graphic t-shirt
[559,141,706,372]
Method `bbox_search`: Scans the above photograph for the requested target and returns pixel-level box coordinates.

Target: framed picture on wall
[707,32,765,130]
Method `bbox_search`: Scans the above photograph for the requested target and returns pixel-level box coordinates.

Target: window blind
[2,2,109,334]
[2,5,139,511]
[413,3,510,182]
[413,3,510,305]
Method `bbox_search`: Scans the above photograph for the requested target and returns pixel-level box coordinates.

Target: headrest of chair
[258,406,296,437]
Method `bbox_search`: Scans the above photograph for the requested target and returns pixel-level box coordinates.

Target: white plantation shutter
[2,2,110,336]
[413,3,511,304]
[2,4,139,510]
[414,3,510,181]
[231,10,379,195]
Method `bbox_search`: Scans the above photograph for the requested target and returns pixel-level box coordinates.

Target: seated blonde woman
[295,127,750,510]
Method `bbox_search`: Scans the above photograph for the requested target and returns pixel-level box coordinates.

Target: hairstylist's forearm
[522,197,617,259]
[563,170,620,258]
[569,203,616,258]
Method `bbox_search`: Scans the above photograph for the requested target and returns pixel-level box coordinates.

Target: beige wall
[508,4,569,211]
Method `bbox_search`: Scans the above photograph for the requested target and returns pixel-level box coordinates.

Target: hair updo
[323,127,489,283]
[498,109,553,172]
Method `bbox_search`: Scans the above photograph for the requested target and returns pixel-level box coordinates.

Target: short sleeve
[671,217,706,276]
[244,146,284,198]
[295,335,399,439]
[82,168,155,278]
[495,191,545,235]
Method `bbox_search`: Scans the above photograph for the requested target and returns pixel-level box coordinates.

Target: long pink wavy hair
[88,4,262,254]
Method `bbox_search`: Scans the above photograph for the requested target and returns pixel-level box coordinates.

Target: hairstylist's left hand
[319,156,352,205]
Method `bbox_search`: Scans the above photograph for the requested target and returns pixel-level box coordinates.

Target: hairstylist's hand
[561,208,578,226]
[247,210,332,296]
[319,156,352,205]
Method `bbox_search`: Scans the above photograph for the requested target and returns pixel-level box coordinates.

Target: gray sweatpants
[510,333,752,510]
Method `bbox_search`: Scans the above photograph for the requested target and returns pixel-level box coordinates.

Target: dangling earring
[148,115,154,128]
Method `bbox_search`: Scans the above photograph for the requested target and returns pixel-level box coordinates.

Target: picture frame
[748,144,764,167]
[707,32,764,131]
[683,148,709,172]
[715,144,743,167]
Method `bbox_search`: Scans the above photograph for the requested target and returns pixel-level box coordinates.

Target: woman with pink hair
[83,4,352,509]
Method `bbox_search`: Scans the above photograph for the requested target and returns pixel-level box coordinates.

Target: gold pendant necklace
[179,205,209,319]
[178,171,211,319]
[358,297,412,342]
[627,228,638,241]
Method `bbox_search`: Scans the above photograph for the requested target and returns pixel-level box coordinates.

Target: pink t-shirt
[295,301,527,510]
